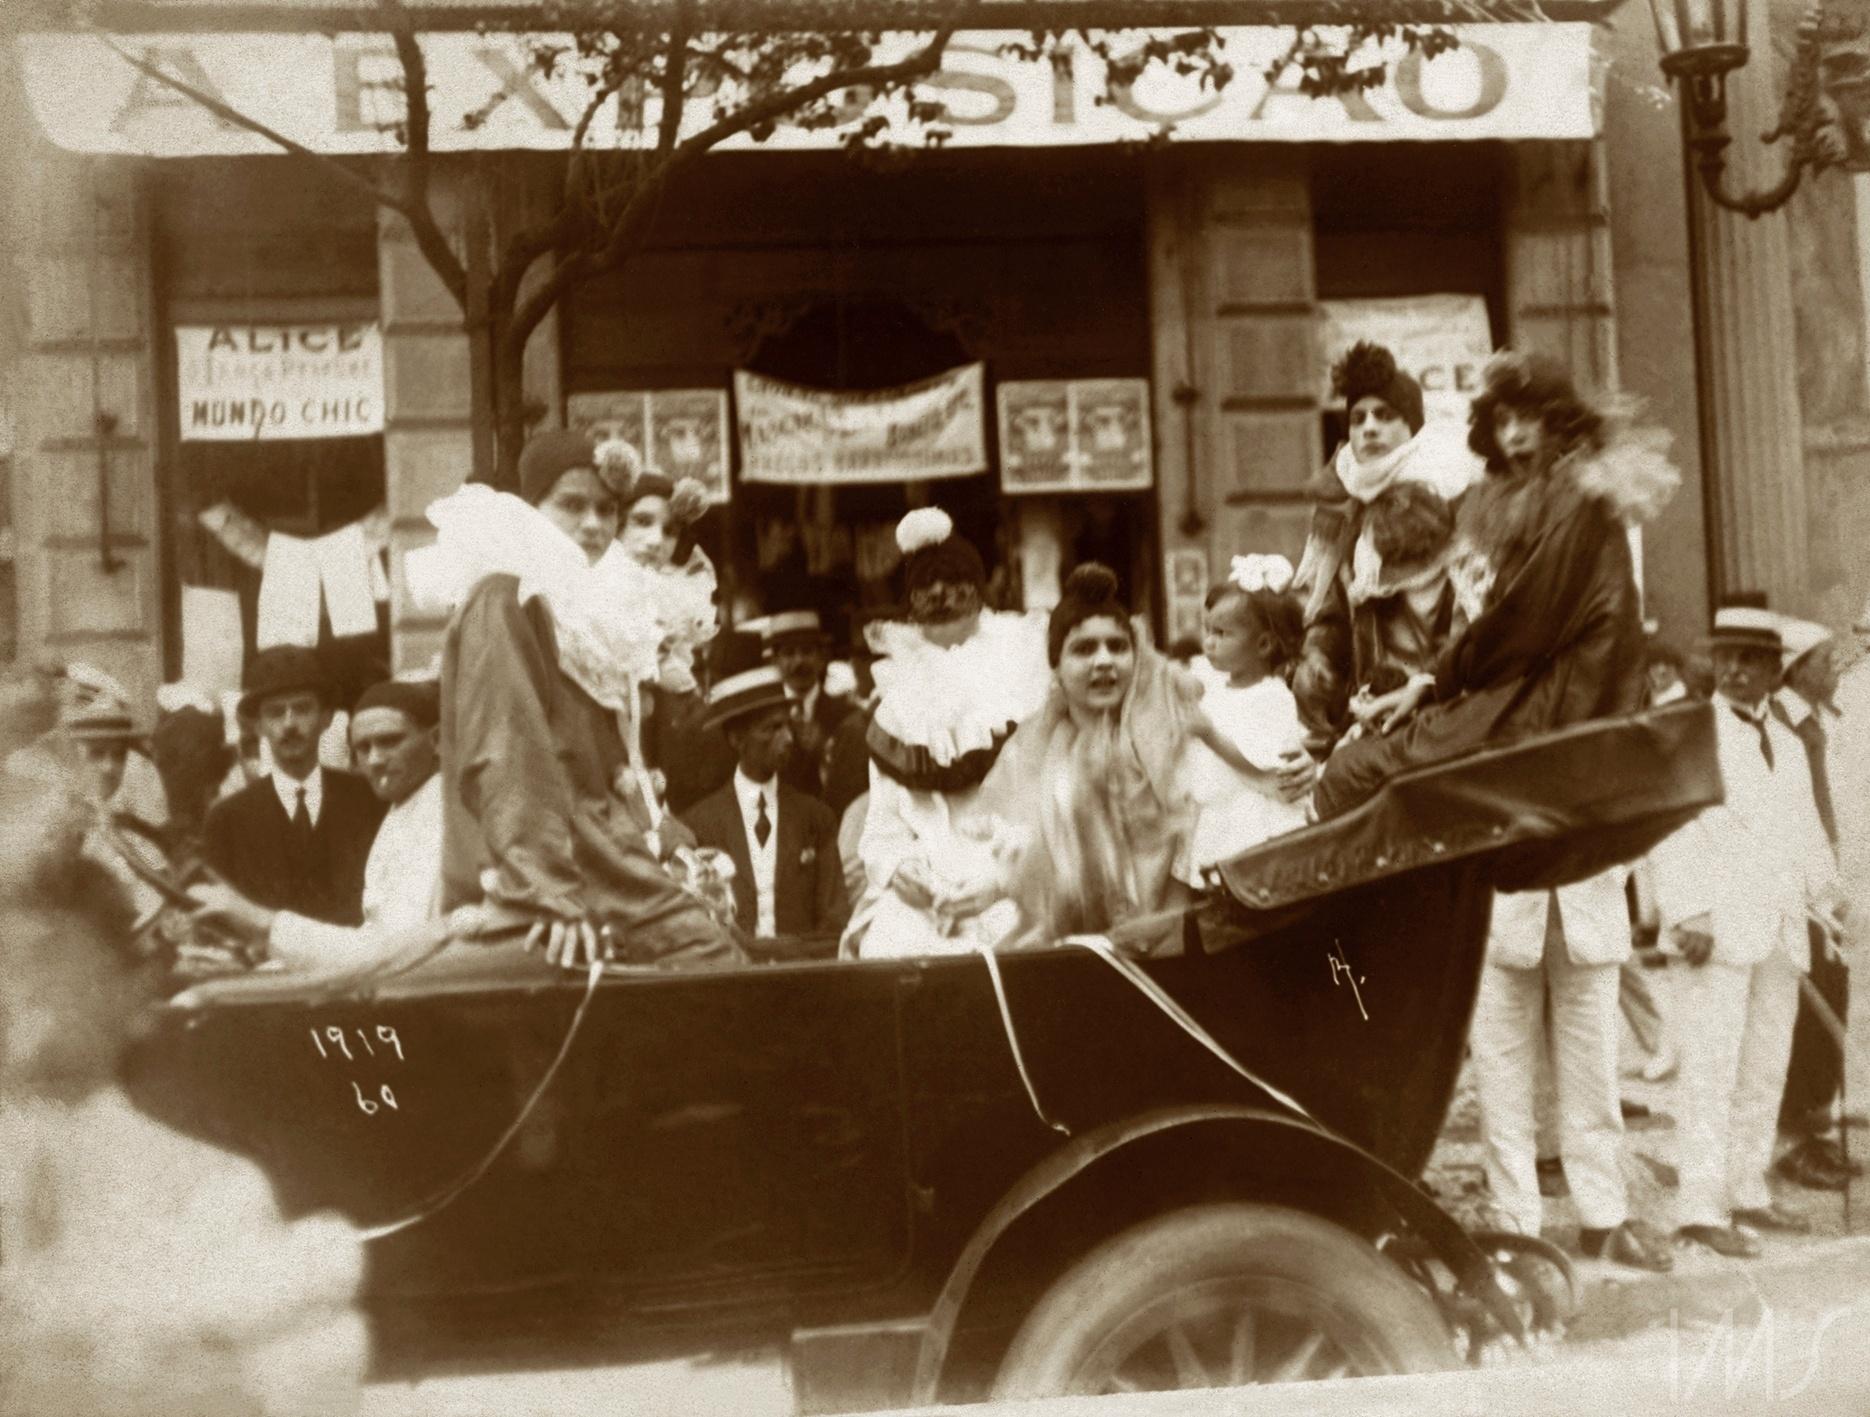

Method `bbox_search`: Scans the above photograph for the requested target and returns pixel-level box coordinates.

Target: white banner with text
[21,25,1598,158]
[735,364,987,486]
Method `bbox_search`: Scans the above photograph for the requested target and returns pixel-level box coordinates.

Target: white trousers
[1471,935,1629,1234]
[1674,954,1803,1228]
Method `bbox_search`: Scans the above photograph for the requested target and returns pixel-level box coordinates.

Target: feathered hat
[896,506,986,597]
[1331,341,1424,434]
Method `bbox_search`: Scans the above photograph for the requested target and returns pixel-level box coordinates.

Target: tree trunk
[492,327,528,490]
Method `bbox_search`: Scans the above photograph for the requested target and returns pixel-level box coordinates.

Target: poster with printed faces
[567,389,730,503]
[997,378,1153,494]
[1072,380,1152,489]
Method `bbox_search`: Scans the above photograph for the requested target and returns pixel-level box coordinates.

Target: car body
[123,702,1720,1405]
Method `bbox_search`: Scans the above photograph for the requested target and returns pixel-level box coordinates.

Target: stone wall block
[43,544,155,639]
[1213,224,1315,308]
[382,330,473,421]
[35,445,155,543]
[26,253,146,345]
[1225,410,1320,496]
[1217,317,1318,403]
[384,427,474,520]
[19,351,150,442]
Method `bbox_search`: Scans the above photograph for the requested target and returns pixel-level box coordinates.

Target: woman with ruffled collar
[1311,351,1679,820]
[1292,343,1484,757]
[842,509,1052,959]
[420,430,737,970]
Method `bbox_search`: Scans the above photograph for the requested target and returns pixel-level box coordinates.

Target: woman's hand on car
[526,915,606,969]
[892,858,938,910]
[1379,676,1435,734]
[1270,751,1317,803]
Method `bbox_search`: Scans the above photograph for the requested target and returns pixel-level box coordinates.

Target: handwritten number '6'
[352,1081,399,1115]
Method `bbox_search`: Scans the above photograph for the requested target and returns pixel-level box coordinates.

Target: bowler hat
[239,646,331,719]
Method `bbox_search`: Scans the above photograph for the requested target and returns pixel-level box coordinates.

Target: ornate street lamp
[1648,0,1870,217]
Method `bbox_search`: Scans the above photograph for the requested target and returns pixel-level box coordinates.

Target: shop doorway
[739,296,1003,646]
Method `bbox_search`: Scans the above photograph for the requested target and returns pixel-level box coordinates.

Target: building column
[6,148,163,707]
[1682,0,1810,609]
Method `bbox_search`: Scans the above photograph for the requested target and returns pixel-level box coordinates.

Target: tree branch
[380,0,468,304]
[98,37,398,213]
[654,0,693,156]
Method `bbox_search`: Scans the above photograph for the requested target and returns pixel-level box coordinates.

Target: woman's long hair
[1007,641,1199,939]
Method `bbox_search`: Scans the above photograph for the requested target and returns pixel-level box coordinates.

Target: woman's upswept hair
[1467,350,1605,470]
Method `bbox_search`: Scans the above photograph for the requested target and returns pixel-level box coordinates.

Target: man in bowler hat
[202,646,384,926]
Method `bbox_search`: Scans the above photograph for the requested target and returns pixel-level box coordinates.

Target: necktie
[1793,715,1838,845]
[754,791,771,848]
[1732,706,1773,769]
[290,784,314,849]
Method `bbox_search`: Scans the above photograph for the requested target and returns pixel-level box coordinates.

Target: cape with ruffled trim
[863,610,1051,793]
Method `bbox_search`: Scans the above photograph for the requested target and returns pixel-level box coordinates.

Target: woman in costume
[981,564,1225,950]
[844,508,1052,959]
[0,669,367,1417]
[1292,342,1484,756]
[1311,351,1679,820]
[414,429,736,968]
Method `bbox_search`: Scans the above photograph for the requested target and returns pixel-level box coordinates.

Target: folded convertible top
[1214,700,1723,914]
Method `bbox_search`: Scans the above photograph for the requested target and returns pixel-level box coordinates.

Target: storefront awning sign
[1318,295,1496,427]
[18,24,1598,157]
[735,364,987,486]
[175,322,384,441]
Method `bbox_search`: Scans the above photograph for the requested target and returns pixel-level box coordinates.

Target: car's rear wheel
[992,1202,1454,1398]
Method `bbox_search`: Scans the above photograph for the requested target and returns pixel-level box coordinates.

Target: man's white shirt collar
[734,767,775,817]
[787,683,819,720]
[271,764,324,825]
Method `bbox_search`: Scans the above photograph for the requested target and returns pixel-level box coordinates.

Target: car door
[127,948,918,1315]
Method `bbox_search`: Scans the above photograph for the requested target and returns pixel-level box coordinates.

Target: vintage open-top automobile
[122,701,1720,1409]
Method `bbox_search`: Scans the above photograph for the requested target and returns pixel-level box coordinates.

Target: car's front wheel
[992,1202,1454,1398]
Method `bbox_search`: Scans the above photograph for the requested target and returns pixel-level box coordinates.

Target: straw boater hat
[704,665,791,732]
[743,610,832,655]
[60,695,138,742]
[1707,594,1782,657]
[1772,615,1834,671]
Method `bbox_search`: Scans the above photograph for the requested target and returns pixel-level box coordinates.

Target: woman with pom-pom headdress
[1311,349,1680,820]
[1291,341,1485,757]
[841,506,1051,959]
[409,428,738,970]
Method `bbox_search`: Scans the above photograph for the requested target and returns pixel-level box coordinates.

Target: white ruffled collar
[866,610,1051,768]
[407,484,661,712]
[1333,419,1483,505]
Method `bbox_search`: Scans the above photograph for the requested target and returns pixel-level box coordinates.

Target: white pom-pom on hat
[595,437,643,482]
[896,506,954,555]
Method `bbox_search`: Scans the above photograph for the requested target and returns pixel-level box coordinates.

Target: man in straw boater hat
[203,646,385,928]
[1766,614,1861,1192]
[741,608,853,803]
[1652,595,1847,1257]
[680,664,847,953]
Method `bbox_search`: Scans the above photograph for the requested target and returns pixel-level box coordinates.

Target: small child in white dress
[1184,555,1312,874]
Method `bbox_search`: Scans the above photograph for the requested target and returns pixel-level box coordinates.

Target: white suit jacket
[1486,867,1633,970]
[1653,697,1835,970]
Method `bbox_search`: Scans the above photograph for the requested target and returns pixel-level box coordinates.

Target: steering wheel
[94,813,260,979]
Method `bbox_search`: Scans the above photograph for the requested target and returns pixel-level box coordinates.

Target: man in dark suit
[681,666,847,956]
[203,646,384,926]
[742,610,852,802]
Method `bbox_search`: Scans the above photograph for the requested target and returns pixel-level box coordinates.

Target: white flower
[1229,553,1295,595]
[824,660,858,699]
[896,506,954,555]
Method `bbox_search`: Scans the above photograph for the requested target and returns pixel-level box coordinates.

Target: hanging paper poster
[1318,296,1496,426]
[1164,546,1210,647]
[176,324,383,441]
[567,388,730,503]
[735,364,987,486]
[998,379,1154,494]
[180,585,244,701]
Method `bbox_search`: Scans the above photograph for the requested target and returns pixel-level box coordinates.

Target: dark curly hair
[1204,581,1304,677]
[1467,351,1604,472]
[1048,563,1131,666]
